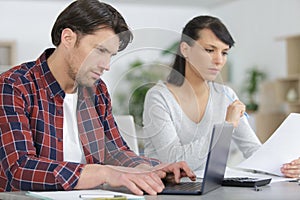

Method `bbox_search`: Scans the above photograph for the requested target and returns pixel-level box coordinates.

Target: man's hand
[104,165,164,195]
[75,164,165,195]
[75,161,195,195]
[151,161,196,184]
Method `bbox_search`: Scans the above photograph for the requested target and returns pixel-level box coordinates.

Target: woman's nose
[212,52,224,65]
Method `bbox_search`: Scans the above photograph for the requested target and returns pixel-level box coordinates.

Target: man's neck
[47,48,77,94]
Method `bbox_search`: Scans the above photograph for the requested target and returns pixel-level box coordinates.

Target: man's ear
[180,42,189,58]
[61,28,77,48]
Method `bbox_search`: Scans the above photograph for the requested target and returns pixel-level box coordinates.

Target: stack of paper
[236,113,300,176]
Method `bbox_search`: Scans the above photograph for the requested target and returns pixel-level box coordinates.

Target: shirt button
[57,109,62,114]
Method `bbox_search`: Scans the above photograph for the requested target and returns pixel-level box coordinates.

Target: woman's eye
[222,52,228,56]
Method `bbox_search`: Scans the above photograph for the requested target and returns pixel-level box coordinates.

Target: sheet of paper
[224,167,295,183]
[194,168,295,183]
[27,189,145,200]
[236,113,300,176]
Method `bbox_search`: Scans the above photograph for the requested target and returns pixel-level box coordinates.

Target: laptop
[159,123,271,195]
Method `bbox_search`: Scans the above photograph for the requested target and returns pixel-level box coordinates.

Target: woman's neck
[183,66,209,97]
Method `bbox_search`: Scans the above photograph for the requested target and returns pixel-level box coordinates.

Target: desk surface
[0,182,299,200]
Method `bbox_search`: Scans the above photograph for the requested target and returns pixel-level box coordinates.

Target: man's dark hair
[167,15,235,86]
[51,0,132,51]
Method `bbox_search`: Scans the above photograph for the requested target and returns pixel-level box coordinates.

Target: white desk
[0,181,299,200]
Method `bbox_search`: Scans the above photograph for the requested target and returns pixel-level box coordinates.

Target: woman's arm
[224,87,262,158]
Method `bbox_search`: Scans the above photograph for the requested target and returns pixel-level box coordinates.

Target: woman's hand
[225,100,246,127]
[281,158,300,178]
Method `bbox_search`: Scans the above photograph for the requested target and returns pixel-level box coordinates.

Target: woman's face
[182,28,230,82]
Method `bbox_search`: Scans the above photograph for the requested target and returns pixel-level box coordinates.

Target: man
[0,0,195,195]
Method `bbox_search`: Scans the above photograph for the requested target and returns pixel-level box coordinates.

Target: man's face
[69,28,119,87]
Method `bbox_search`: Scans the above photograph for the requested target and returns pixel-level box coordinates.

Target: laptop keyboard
[164,182,202,192]
[161,177,272,193]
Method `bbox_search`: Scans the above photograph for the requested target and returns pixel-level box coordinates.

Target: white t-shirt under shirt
[63,92,86,164]
[143,81,262,171]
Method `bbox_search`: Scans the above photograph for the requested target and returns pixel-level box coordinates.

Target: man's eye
[97,48,106,54]
[205,49,214,53]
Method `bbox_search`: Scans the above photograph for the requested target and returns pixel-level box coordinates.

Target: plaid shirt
[0,48,160,192]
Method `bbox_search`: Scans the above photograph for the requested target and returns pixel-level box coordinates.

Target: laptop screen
[159,122,234,195]
[201,123,234,194]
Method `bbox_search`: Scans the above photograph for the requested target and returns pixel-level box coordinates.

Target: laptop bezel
[200,123,234,194]
[160,123,234,195]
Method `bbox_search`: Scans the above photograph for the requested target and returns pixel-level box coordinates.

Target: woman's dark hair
[167,15,235,86]
[51,0,132,51]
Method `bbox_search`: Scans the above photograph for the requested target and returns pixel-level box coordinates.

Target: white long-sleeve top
[143,81,262,171]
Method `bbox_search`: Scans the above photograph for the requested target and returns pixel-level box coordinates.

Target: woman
[142,15,300,177]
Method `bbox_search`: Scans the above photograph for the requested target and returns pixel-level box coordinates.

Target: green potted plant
[127,60,168,127]
[243,67,266,112]
[114,41,178,127]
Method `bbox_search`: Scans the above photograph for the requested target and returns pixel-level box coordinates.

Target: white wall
[99,2,210,98]
[0,0,72,63]
[1,0,300,101]
[0,0,208,88]
[212,0,300,91]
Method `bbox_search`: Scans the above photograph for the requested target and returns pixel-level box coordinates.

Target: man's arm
[95,80,160,167]
[103,114,160,167]
[0,80,83,191]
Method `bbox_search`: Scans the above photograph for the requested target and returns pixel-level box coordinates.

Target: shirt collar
[35,48,65,99]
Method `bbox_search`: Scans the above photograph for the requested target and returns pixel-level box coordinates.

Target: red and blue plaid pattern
[0,49,160,192]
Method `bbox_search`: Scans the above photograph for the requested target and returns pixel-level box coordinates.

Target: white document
[236,113,300,176]
[225,167,295,183]
[27,189,145,200]
[194,167,295,183]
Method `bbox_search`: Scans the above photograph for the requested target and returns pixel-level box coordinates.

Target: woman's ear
[61,28,77,48]
[180,42,189,58]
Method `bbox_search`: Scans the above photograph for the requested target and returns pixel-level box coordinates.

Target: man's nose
[100,56,111,71]
[103,64,110,71]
